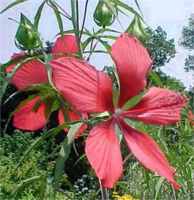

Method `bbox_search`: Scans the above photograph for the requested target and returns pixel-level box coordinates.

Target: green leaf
[70,0,82,57]
[11,176,42,199]
[53,138,71,189]
[122,91,144,110]
[3,90,22,105]
[34,1,46,30]
[115,124,123,143]
[134,0,143,16]
[96,28,120,34]
[67,122,83,144]
[39,175,47,200]
[112,0,142,19]
[49,1,64,36]
[149,71,163,87]
[111,66,120,108]
[15,123,68,169]
[54,122,83,188]
[95,37,111,51]
[154,177,165,200]
[0,0,28,14]
[44,98,60,118]
[82,37,93,51]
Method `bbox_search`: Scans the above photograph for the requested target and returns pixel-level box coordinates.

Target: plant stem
[80,0,89,40]
[51,0,71,20]
[71,0,82,58]
[99,179,109,200]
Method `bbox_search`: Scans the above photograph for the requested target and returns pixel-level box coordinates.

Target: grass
[0,115,193,200]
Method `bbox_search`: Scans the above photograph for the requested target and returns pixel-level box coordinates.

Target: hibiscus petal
[111,33,152,107]
[13,96,47,131]
[120,120,180,189]
[85,120,123,188]
[6,52,27,73]
[123,87,186,125]
[51,57,113,113]
[58,109,87,138]
[52,35,78,56]
[7,59,48,90]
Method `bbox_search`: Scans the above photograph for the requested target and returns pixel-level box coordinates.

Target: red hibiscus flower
[51,33,186,189]
[6,35,86,134]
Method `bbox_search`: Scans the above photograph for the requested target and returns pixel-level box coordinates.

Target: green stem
[51,0,71,20]
[79,0,89,40]
[71,0,82,58]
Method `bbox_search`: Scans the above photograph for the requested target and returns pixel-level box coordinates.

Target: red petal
[111,33,152,106]
[6,52,26,73]
[7,59,48,90]
[58,109,87,138]
[13,96,47,131]
[85,120,123,188]
[51,57,113,113]
[123,87,186,125]
[120,120,180,189]
[11,52,26,59]
[52,35,78,56]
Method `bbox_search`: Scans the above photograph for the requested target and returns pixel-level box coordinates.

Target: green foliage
[0,0,28,14]
[0,130,100,199]
[157,72,185,91]
[114,118,194,200]
[0,131,46,199]
[180,15,194,50]
[145,26,176,69]
[185,55,194,72]
[180,14,194,74]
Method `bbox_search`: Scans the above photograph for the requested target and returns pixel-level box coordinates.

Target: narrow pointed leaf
[11,176,42,199]
[16,124,68,169]
[122,92,144,110]
[67,122,83,144]
[149,71,163,87]
[112,0,142,19]
[0,0,27,14]
[49,1,64,36]
[54,138,71,189]
[134,0,143,16]
[54,122,83,188]
[34,1,46,30]
[154,177,165,200]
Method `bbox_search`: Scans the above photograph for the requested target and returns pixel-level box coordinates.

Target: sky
[0,0,194,88]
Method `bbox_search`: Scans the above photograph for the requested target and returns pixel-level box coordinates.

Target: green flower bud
[94,0,117,28]
[126,15,149,43]
[15,14,40,50]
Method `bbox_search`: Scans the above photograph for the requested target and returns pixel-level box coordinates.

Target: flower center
[114,108,122,116]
